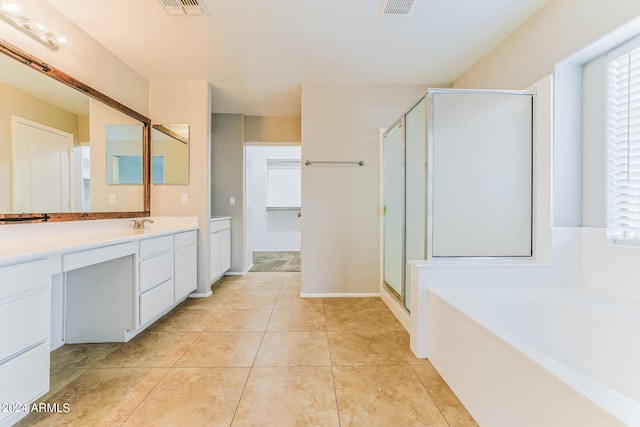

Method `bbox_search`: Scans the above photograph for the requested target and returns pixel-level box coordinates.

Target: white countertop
[0,217,198,266]
[211,216,231,221]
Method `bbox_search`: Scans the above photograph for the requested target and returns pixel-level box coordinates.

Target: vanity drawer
[174,230,197,249]
[0,341,49,423]
[139,235,173,259]
[140,279,174,326]
[139,252,174,293]
[0,259,53,301]
[211,219,230,233]
[0,289,50,362]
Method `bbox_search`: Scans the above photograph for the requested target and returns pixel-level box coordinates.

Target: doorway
[245,145,301,272]
[11,116,74,212]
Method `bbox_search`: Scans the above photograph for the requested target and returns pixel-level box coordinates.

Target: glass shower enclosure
[382,89,534,311]
[383,97,426,310]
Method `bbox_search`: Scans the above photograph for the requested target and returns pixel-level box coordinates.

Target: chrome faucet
[132,218,154,230]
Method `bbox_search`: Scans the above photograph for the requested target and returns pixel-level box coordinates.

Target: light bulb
[2,3,20,14]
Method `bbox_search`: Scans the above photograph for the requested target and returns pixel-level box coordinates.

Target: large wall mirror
[0,39,150,222]
[151,124,189,185]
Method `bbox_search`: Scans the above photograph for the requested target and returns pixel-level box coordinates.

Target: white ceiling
[45,0,548,116]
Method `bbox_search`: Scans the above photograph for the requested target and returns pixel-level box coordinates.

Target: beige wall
[301,83,428,295]
[244,116,301,144]
[0,83,80,212]
[150,81,212,294]
[454,0,640,89]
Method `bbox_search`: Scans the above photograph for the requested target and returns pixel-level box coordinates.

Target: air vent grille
[379,0,416,16]
[158,0,208,16]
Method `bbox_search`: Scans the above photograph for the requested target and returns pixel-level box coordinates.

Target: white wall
[149,81,212,295]
[246,146,301,251]
[301,83,428,295]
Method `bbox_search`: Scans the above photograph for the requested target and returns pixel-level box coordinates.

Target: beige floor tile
[207,309,272,332]
[267,309,326,331]
[225,292,278,310]
[282,272,301,284]
[324,309,387,332]
[17,367,167,427]
[176,332,263,367]
[180,292,233,309]
[280,282,302,294]
[274,292,324,310]
[232,367,339,426]
[333,365,449,427]
[50,343,122,369]
[29,272,477,426]
[390,331,430,365]
[369,298,389,310]
[95,331,198,368]
[123,367,250,427]
[243,272,286,283]
[254,331,331,366]
[237,282,282,293]
[328,331,409,366]
[40,368,88,402]
[322,297,376,310]
[376,308,407,331]
[149,309,218,332]
[211,281,245,294]
[413,363,479,427]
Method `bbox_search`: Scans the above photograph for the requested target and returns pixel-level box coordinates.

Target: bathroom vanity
[210,217,231,282]
[0,217,197,426]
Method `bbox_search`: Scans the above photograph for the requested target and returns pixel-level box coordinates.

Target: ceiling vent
[379,0,416,16]
[158,0,209,16]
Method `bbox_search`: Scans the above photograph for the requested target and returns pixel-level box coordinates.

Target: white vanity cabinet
[138,235,175,327]
[0,218,198,426]
[210,218,231,282]
[174,230,197,301]
[0,258,59,426]
[138,230,198,326]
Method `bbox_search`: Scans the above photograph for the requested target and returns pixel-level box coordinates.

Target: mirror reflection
[0,50,145,214]
[106,124,144,184]
[151,124,189,185]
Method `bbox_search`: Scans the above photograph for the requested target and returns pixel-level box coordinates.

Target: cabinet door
[175,245,197,301]
[210,231,221,282]
[220,229,231,273]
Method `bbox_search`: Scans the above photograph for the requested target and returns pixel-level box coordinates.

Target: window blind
[608,46,640,241]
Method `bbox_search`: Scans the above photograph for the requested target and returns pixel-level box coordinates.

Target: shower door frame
[382,117,406,303]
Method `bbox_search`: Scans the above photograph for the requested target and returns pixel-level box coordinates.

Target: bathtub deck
[427,287,640,427]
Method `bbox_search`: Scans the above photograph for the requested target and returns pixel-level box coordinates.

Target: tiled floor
[17,272,477,426]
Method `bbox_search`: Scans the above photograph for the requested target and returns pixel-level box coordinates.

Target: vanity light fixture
[0,3,66,51]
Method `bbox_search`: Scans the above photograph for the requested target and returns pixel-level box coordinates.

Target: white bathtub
[427,286,640,427]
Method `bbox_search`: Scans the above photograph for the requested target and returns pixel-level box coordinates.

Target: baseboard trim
[225,265,253,276]
[253,249,301,252]
[300,292,380,298]
[188,290,212,298]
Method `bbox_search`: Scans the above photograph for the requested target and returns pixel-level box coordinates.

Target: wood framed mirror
[0,38,150,223]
